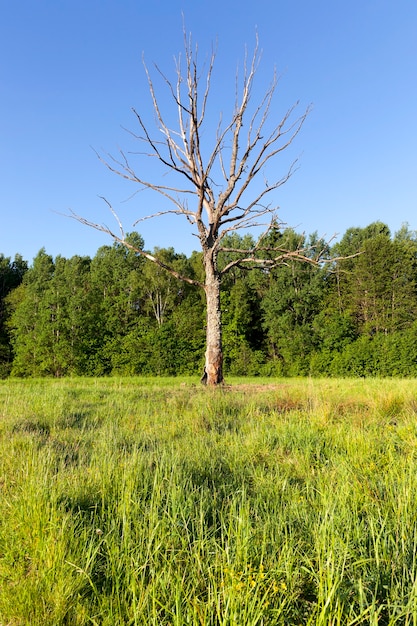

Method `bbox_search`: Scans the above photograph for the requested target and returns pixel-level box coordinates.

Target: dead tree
[72,33,329,386]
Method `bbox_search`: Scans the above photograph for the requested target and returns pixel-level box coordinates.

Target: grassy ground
[1,376,417,625]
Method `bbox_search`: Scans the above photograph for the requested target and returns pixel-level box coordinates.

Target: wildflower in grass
[272,580,287,594]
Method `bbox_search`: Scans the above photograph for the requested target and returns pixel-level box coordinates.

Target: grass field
[1,376,417,625]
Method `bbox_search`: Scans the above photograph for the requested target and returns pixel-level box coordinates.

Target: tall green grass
[1,377,417,624]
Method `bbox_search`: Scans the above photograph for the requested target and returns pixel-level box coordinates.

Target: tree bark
[202,257,224,386]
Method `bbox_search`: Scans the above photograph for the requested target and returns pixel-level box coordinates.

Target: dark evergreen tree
[260,230,328,375]
[333,225,417,337]
[217,234,266,375]
[0,254,28,376]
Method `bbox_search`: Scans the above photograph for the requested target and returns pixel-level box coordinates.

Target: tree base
[200,367,224,386]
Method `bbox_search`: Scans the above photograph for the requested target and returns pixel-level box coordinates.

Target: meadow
[1,377,417,625]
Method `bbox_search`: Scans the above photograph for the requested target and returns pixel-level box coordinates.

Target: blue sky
[1,0,416,262]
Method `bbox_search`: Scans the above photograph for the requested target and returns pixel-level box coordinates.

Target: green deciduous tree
[139,248,190,326]
[48,255,95,374]
[88,235,145,374]
[8,250,55,375]
[8,251,97,376]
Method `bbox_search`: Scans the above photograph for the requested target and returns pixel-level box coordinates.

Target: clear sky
[1,0,416,263]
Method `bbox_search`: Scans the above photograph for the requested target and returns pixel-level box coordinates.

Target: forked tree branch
[89,32,312,255]
[71,31,331,288]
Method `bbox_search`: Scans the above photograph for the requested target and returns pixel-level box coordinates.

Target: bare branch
[68,206,203,289]
[218,235,360,276]
[219,249,320,276]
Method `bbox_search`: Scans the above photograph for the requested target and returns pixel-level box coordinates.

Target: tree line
[1,220,417,379]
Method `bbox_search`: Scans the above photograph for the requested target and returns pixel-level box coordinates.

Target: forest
[1,220,417,380]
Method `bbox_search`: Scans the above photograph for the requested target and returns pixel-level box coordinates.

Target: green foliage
[261,231,327,375]
[4,219,417,379]
[139,247,191,326]
[311,324,417,378]
[7,249,56,376]
[221,272,265,376]
[6,239,206,378]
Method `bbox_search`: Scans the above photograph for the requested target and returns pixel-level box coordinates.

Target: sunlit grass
[1,377,417,624]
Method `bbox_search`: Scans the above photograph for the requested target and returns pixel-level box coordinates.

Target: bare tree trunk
[201,257,224,386]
